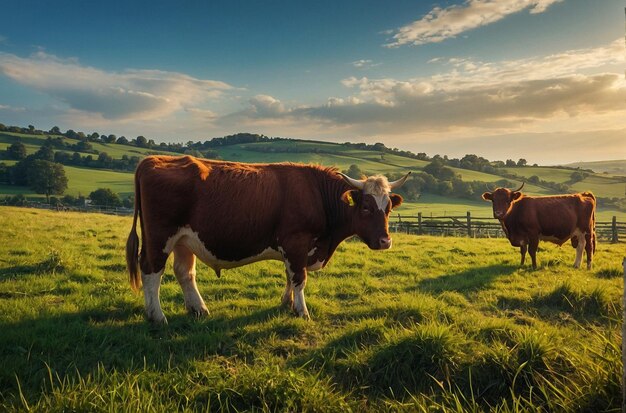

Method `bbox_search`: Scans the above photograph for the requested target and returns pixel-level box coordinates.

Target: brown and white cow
[126,155,410,323]
[482,183,596,270]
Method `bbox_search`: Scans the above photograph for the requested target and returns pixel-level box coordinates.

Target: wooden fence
[4,203,625,243]
[390,212,625,243]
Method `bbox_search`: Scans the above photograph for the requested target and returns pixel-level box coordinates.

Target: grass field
[63,166,135,197]
[0,206,623,411]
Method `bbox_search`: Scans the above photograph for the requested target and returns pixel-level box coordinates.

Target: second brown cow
[482,183,596,270]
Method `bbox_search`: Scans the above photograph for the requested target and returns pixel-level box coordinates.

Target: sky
[0,0,624,165]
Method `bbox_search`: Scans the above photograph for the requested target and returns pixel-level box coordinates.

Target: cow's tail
[126,171,142,292]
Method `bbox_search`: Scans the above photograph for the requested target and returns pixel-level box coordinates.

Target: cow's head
[339,172,410,250]
[482,183,525,219]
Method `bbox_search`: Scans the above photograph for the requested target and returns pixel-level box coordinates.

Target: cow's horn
[512,182,525,192]
[338,173,365,189]
[389,172,412,189]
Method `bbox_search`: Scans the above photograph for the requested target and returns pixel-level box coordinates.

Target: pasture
[0,206,623,411]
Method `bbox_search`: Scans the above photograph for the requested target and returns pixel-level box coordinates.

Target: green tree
[26,160,68,203]
[7,142,27,160]
[135,136,148,147]
[343,164,364,178]
[517,158,527,167]
[98,152,113,168]
[34,144,54,161]
[89,188,122,207]
[570,171,588,183]
[424,160,456,181]
[0,162,8,184]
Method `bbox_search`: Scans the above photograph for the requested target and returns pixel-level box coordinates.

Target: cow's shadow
[413,263,520,295]
[0,299,289,400]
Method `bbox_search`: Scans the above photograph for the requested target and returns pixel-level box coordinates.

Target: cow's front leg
[520,244,527,266]
[281,270,294,310]
[289,266,310,320]
[281,255,310,319]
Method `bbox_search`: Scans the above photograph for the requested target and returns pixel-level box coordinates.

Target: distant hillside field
[1,131,624,220]
[565,159,626,175]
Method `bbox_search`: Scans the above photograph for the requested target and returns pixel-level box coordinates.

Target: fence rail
[390,212,625,243]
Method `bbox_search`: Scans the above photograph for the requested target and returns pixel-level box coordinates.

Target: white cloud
[0,104,25,112]
[351,59,381,69]
[385,0,564,47]
[220,39,626,137]
[0,51,234,121]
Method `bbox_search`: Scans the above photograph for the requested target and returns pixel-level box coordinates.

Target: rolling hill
[565,159,626,176]
[1,130,624,220]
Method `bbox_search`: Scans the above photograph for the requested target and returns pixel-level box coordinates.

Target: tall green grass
[0,206,623,411]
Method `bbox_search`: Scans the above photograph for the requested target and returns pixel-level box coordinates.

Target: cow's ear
[390,193,403,209]
[341,190,360,207]
[482,192,493,201]
[511,192,523,201]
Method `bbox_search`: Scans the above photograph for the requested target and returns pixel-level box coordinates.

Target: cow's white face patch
[363,176,392,212]
[372,194,389,211]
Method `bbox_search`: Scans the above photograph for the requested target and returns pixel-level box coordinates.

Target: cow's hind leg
[584,232,593,270]
[573,233,586,269]
[173,245,209,317]
[520,244,527,266]
[142,268,167,324]
[140,243,169,324]
[528,238,539,270]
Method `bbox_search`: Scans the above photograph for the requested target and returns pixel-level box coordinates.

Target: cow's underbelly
[539,235,565,244]
[539,228,583,246]
[164,226,283,271]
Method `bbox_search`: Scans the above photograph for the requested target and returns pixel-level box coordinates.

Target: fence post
[466,211,472,237]
[417,212,422,235]
[613,216,618,243]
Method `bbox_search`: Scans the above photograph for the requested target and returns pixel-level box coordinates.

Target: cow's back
[135,156,329,260]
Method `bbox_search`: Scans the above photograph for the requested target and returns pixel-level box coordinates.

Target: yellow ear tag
[347,192,355,207]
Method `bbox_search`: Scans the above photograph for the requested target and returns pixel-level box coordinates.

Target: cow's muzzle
[377,236,392,250]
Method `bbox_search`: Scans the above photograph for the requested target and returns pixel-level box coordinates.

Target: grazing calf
[126,155,410,323]
[482,183,596,270]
